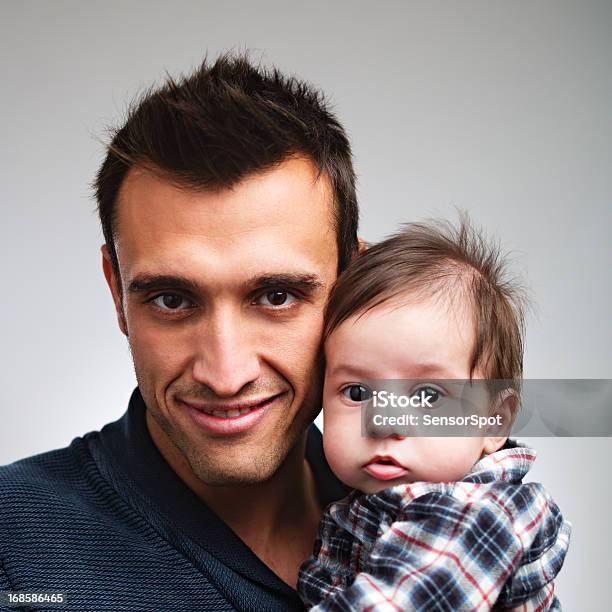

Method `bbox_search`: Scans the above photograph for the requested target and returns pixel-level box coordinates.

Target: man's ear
[101,245,128,336]
[483,388,520,455]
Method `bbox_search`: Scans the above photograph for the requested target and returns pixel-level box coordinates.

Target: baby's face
[323,295,503,494]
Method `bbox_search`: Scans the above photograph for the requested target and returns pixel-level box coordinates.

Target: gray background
[1,0,610,608]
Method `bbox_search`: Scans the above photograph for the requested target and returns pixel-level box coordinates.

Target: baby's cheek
[415,438,483,482]
[323,416,364,488]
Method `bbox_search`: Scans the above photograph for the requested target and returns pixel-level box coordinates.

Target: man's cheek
[289,309,325,347]
[130,327,189,378]
[271,331,323,383]
[280,321,323,358]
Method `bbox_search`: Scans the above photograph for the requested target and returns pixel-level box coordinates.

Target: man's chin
[185,446,285,486]
[183,412,315,486]
[146,393,317,487]
[192,467,276,487]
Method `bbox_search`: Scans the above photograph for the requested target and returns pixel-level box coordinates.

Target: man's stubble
[133,348,326,487]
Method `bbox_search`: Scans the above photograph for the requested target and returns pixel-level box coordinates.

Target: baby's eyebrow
[326,364,375,379]
[408,363,457,378]
[327,362,462,380]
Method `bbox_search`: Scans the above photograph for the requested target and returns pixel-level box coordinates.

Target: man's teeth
[201,405,257,418]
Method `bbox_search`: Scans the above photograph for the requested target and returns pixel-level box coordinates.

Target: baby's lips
[363,456,409,481]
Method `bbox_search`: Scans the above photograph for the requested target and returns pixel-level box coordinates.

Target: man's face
[103,158,338,485]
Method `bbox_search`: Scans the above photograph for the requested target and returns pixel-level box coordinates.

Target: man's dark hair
[95,53,358,279]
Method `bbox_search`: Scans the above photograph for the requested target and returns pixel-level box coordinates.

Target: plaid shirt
[298,441,571,611]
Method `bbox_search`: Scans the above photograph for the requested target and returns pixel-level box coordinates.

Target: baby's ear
[357,237,368,254]
[483,388,520,455]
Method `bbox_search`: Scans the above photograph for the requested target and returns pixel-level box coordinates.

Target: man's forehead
[115,158,335,235]
[114,158,338,278]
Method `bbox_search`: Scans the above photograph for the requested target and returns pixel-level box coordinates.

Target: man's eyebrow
[126,273,325,295]
[251,274,324,291]
[127,275,200,294]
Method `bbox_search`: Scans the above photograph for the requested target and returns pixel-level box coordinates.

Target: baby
[298,218,571,611]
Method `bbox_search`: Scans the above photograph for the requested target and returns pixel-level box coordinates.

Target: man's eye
[151,293,193,311]
[341,384,372,402]
[254,289,297,308]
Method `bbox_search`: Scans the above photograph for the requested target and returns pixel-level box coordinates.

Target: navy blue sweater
[0,389,346,611]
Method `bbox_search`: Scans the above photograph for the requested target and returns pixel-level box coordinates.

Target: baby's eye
[411,385,444,406]
[341,384,372,402]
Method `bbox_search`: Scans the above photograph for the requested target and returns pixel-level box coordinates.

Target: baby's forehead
[327,288,476,333]
[323,289,479,379]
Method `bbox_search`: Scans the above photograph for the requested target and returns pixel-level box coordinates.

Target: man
[0,54,356,611]
[0,54,569,612]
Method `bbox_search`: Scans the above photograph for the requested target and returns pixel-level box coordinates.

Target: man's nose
[190,307,261,397]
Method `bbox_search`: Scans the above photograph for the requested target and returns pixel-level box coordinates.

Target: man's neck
[146,410,323,587]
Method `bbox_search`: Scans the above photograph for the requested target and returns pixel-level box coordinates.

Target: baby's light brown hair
[324,215,527,390]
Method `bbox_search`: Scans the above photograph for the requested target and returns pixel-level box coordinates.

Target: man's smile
[179,392,288,435]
